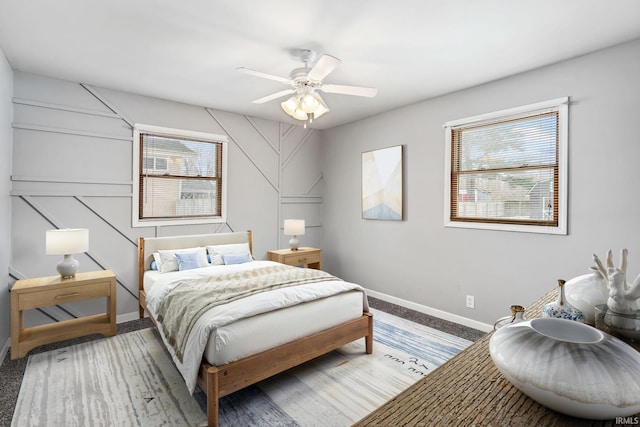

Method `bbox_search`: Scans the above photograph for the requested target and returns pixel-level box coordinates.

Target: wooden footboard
[141,295,372,427]
[196,313,373,427]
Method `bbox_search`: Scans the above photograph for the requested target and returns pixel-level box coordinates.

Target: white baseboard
[365,288,493,333]
[117,311,143,324]
[1,336,10,367]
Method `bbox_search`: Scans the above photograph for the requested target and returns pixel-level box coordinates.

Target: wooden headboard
[137,230,253,292]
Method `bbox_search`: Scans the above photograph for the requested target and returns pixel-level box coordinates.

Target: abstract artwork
[362,145,403,220]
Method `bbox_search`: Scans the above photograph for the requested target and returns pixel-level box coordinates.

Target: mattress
[143,269,163,294]
[204,290,362,365]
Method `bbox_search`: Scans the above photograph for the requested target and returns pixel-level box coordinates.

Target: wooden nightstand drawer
[267,248,322,269]
[281,251,321,266]
[19,281,111,310]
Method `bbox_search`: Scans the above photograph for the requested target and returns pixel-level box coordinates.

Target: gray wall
[321,39,640,326]
[0,48,13,353]
[10,72,322,326]
[5,39,640,336]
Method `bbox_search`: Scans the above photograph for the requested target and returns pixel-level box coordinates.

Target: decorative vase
[493,305,526,330]
[542,279,585,323]
[595,304,640,342]
[489,317,640,419]
[564,268,608,325]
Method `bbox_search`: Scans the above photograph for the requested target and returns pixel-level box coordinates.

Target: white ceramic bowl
[489,317,640,419]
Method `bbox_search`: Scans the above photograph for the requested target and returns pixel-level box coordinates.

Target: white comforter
[146,260,367,393]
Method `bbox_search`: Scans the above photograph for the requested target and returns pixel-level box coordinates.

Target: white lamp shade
[292,108,308,121]
[311,102,329,119]
[300,93,320,113]
[281,96,299,116]
[46,229,89,255]
[281,92,329,123]
[284,219,305,236]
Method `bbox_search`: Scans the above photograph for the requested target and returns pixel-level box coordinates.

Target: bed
[137,230,373,427]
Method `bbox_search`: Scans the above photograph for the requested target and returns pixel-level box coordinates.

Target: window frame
[132,124,228,228]
[443,97,569,235]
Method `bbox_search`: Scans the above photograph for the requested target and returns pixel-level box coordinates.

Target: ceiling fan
[237,49,377,126]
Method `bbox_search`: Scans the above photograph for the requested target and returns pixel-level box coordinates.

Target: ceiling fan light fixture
[281,94,317,122]
[300,92,320,113]
[292,108,308,121]
[311,102,329,119]
[280,95,299,117]
[309,92,329,119]
[281,96,299,116]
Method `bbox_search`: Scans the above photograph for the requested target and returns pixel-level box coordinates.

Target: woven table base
[354,288,638,426]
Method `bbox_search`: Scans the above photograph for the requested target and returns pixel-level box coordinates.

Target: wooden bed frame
[137,231,373,427]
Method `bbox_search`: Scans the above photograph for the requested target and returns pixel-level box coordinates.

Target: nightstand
[10,270,117,359]
[267,247,322,269]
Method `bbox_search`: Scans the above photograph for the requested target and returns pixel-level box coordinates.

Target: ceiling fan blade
[251,89,295,104]
[236,67,290,84]
[320,84,378,97]
[307,55,341,81]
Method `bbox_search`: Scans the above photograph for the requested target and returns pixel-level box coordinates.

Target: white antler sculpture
[593,249,640,314]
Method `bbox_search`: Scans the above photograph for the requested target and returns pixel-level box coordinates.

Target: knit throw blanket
[156,264,339,362]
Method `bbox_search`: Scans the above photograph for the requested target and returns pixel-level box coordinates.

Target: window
[132,124,228,227]
[444,97,568,234]
[143,156,168,172]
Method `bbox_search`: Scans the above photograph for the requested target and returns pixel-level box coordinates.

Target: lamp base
[288,236,300,251]
[57,254,79,279]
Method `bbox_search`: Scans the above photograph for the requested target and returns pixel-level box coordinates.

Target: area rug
[12,308,472,426]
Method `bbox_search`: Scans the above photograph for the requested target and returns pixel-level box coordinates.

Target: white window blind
[140,133,222,220]
[132,125,227,227]
[445,98,568,234]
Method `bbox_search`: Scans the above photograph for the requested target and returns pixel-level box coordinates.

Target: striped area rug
[12,308,471,426]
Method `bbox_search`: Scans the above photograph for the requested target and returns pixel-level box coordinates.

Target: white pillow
[154,247,209,273]
[206,243,252,266]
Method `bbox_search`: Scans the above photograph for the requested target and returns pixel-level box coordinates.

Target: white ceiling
[1,0,639,129]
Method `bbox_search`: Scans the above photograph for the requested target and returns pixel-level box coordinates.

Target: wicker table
[354,288,638,426]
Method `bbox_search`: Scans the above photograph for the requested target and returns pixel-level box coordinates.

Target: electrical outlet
[466,295,475,309]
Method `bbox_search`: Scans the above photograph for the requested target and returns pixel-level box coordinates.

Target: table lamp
[46,228,89,279]
[284,219,305,251]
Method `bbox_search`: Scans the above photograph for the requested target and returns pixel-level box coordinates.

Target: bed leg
[139,305,145,319]
[206,367,219,427]
[365,313,373,354]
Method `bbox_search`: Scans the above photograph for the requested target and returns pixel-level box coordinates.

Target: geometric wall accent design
[10,71,322,326]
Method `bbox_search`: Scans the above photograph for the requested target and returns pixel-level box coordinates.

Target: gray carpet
[368,297,486,342]
[0,297,485,426]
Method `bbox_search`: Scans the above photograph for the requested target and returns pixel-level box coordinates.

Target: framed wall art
[361,145,404,220]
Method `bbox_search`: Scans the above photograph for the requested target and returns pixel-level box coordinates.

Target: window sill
[445,220,567,235]
[132,216,226,228]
